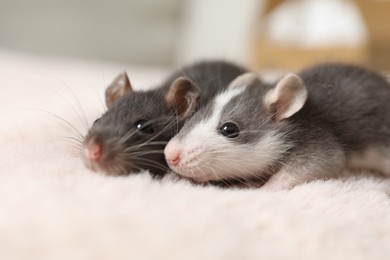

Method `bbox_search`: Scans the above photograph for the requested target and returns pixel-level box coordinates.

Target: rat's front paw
[261,172,298,191]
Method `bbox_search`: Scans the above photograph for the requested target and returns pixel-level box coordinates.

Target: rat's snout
[85,141,103,162]
[164,141,182,167]
[167,150,181,167]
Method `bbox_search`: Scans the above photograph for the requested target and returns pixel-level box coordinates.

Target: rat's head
[82,72,200,176]
[164,72,308,182]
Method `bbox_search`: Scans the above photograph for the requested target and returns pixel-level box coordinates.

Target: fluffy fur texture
[1,51,390,260]
[167,64,390,190]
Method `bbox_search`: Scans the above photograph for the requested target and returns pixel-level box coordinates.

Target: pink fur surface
[0,50,389,260]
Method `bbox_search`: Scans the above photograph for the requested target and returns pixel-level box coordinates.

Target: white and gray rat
[165,63,390,190]
[82,60,247,176]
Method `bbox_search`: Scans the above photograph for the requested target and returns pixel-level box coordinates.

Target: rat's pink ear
[228,72,261,89]
[165,77,201,119]
[105,72,132,108]
[264,73,307,122]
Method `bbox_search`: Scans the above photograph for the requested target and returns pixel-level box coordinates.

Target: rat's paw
[261,172,299,191]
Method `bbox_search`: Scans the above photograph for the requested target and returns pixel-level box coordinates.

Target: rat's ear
[165,77,201,119]
[228,72,262,89]
[264,73,307,122]
[105,72,132,108]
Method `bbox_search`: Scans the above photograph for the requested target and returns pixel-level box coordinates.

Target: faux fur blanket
[1,51,389,260]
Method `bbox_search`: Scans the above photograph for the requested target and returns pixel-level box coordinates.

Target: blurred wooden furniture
[357,0,390,70]
[253,0,390,71]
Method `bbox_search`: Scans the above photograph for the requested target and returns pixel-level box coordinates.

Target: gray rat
[82,60,247,176]
[165,63,390,190]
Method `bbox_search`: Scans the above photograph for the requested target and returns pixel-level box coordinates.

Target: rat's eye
[219,122,239,138]
[135,119,154,134]
[93,118,100,125]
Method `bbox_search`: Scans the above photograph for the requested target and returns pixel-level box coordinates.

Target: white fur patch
[167,86,292,182]
[211,86,248,123]
[214,130,291,181]
[187,86,247,143]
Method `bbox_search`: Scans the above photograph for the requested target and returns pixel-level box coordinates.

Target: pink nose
[86,143,102,162]
[167,151,181,167]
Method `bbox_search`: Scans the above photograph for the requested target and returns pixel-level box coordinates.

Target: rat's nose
[167,151,181,167]
[85,142,103,162]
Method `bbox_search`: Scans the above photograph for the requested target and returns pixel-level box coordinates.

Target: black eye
[219,122,239,138]
[93,118,100,125]
[135,119,154,134]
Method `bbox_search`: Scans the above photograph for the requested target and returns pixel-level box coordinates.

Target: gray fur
[83,60,248,176]
[175,63,390,188]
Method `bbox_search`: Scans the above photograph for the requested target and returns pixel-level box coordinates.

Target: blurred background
[0,0,389,71]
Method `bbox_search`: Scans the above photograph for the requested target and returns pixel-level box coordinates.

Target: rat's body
[165,63,390,190]
[82,60,247,176]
